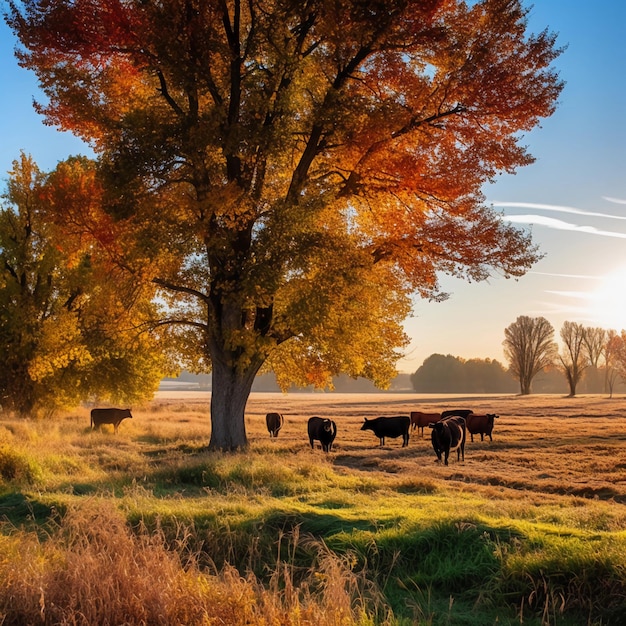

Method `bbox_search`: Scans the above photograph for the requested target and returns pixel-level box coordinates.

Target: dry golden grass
[2,391,626,625]
[68,391,626,535]
[0,502,385,626]
[115,391,626,548]
[146,391,626,506]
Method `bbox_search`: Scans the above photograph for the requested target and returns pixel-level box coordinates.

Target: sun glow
[588,266,626,331]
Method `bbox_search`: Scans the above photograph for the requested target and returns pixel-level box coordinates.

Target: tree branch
[152,277,210,303]
[155,69,185,117]
[149,317,208,331]
[340,104,467,197]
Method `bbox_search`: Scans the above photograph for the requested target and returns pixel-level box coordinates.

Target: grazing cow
[441,409,474,420]
[429,416,466,465]
[265,412,284,438]
[466,413,499,442]
[90,408,133,434]
[361,416,410,447]
[308,416,337,452]
[410,411,442,437]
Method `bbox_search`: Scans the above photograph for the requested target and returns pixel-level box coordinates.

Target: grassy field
[1,392,626,625]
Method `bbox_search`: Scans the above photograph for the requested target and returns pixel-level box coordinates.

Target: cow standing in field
[430,416,466,465]
[90,408,133,434]
[361,416,410,447]
[441,409,473,419]
[308,416,337,452]
[466,413,499,442]
[266,412,284,438]
[410,411,442,437]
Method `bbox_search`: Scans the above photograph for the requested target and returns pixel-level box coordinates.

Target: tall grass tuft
[0,501,392,625]
[0,444,43,484]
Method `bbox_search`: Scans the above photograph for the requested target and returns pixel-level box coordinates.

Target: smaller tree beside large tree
[503,315,558,395]
[581,325,606,393]
[0,153,167,416]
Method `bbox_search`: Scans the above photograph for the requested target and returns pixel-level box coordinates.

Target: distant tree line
[412,316,626,396]
[411,355,518,393]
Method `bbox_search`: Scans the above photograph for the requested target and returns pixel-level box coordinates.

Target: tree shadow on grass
[0,491,58,531]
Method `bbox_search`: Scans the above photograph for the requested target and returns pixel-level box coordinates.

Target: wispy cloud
[504,214,626,239]
[492,201,626,221]
[530,271,603,280]
[545,289,596,300]
[603,197,626,205]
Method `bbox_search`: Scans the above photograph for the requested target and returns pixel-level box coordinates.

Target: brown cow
[90,408,133,434]
[466,413,499,442]
[410,411,442,437]
[265,412,284,438]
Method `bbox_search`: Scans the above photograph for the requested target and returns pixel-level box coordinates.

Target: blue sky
[1,1,625,373]
[405,1,626,372]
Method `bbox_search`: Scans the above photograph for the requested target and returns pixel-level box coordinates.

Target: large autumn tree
[7,0,563,448]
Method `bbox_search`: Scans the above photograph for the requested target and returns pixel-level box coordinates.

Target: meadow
[1,391,626,625]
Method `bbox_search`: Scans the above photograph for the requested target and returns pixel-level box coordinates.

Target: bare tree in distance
[606,330,624,398]
[581,326,607,393]
[503,316,558,395]
[583,327,607,368]
[559,321,588,397]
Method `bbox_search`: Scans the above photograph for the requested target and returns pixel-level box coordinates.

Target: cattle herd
[266,409,499,465]
[89,405,497,466]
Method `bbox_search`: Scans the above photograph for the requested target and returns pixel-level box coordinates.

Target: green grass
[2,397,626,624]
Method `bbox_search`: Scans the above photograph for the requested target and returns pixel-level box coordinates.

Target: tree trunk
[208,355,261,451]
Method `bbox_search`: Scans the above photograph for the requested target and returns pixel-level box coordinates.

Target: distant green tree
[411,354,516,393]
[411,354,465,393]
[503,316,557,395]
[464,358,518,393]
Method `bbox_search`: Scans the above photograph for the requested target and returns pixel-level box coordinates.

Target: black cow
[308,416,337,452]
[361,416,410,447]
[441,409,473,419]
[266,412,284,438]
[466,413,499,442]
[429,416,465,465]
[90,408,133,434]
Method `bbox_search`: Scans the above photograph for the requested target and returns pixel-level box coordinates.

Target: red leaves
[42,158,124,258]
[12,0,139,58]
